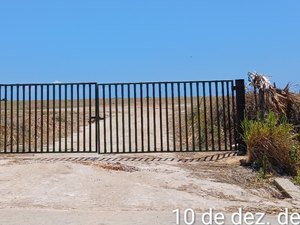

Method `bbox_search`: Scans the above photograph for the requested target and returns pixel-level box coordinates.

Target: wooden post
[258,89,265,118]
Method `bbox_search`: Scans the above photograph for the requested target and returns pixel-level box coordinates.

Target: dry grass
[243,112,300,176]
[0,100,95,151]
[175,96,236,150]
[245,74,300,177]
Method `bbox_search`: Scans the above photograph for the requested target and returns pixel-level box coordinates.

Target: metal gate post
[235,79,246,155]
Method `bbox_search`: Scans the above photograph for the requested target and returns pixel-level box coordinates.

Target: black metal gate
[0,82,99,153]
[97,79,245,154]
[0,79,245,154]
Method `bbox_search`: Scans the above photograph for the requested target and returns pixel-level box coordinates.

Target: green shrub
[242,112,300,176]
[295,172,300,185]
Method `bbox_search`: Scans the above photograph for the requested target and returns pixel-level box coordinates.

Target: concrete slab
[274,178,300,200]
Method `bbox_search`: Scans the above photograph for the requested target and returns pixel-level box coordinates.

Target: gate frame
[0,79,246,155]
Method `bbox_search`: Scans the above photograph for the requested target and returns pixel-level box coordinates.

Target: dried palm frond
[247,72,300,130]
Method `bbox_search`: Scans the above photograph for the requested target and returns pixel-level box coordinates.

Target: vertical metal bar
[89,84,92,152]
[46,85,49,152]
[231,81,237,150]
[95,83,100,154]
[140,83,144,152]
[196,82,202,151]
[102,85,107,153]
[215,82,221,150]
[22,86,26,152]
[184,83,188,151]
[28,85,32,152]
[109,84,113,153]
[0,87,3,151]
[40,85,44,152]
[83,84,86,151]
[202,82,208,150]
[4,86,7,152]
[10,85,14,153]
[71,85,74,152]
[127,84,131,153]
[221,82,228,150]
[190,82,195,151]
[16,85,20,152]
[52,85,55,152]
[59,84,62,152]
[208,82,214,150]
[165,83,169,151]
[65,85,68,152]
[121,84,125,153]
[159,83,163,151]
[115,85,119,153]
[77,84,80,151]
[152,83,157,151]
[0,86,1,151]
[34,85,37,152]
[226,81,233,150]
[97,84,101,154]
[134,84,137,152]
[146,83,150,151]
[177,83,182,151]
[171,83,176,151]
[0,87,3,150]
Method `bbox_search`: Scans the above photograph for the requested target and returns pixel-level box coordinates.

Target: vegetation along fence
[0,79,246,154]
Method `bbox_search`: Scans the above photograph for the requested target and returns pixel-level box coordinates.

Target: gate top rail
[0,82,98,86]
[0,80,237,86]
[97,79,235,86]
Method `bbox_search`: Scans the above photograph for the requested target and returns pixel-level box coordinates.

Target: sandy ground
[1,97,299,224]
[0,152,299,225]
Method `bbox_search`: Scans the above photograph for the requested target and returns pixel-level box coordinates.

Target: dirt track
[1,100,299,224]
[51,104,177,153]
[0,153,299,224]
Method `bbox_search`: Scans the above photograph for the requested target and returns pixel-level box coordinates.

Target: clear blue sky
[0,1,299,88]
